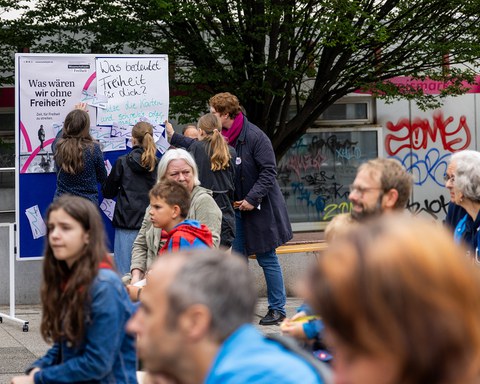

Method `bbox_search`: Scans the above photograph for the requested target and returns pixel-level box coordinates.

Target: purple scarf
[222,113,243,147]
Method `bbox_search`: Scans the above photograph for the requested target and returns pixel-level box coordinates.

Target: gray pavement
[0,297,303,381]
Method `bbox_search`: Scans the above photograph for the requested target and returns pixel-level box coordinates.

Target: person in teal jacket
[127,249,329,384]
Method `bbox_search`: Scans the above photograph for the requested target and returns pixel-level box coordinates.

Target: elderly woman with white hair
[126,148,222,285]
[445,150,480,256]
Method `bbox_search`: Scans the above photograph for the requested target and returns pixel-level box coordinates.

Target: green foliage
[3,0,480,159]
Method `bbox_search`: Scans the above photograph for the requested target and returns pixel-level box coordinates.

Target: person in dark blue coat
[446,150,480,258]
[53,103,107,204]
[210,92,292,325]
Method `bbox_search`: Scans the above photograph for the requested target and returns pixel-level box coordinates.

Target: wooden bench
[276,242,327,254]
[248,241,327,258]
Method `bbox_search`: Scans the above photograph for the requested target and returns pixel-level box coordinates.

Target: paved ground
[0,297,303,381]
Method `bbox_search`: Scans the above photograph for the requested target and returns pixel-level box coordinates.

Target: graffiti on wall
[384,109,473,219]
[385,111,471,156]
[393,148,451,187]
[406,194,449,220]
[277,131,378,223]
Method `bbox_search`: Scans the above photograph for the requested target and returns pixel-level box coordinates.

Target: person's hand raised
[164,120,174,139]
[74,102,88,112]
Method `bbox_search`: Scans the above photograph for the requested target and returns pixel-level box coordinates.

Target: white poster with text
[96,56,169,126]
[18,56,96,173]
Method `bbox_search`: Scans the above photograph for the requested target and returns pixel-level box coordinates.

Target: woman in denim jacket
[11,195,137,384]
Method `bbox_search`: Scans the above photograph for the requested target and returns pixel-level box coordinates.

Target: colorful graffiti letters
[394,148,450,187]
[385,111,471,156]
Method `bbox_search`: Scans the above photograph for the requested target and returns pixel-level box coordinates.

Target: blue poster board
[17,151,130,259]
[15,53,169,259]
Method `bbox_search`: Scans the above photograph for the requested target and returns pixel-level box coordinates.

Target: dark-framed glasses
[348,185,383,196]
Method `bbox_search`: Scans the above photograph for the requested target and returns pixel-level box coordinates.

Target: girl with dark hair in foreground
[11,195,137,384]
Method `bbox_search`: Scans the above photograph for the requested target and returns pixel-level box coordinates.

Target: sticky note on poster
[90,126,111,140]
[111,122,132,139]
[100,198,116,221]
[153,124,169,154]
[156,134,170,154]
[104,159,112,175]
[153,124,165,137]
[100,137,127,152]
[81,89,108,109]
[95,56,169,126]
[25,205,47,239]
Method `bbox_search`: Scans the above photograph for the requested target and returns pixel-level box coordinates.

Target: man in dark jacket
[209,92,292,326]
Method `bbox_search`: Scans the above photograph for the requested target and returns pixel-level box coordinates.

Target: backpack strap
[266,333,333,384]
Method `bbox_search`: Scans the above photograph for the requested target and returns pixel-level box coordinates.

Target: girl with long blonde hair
[102,120,159,275]
[166,113,236,248]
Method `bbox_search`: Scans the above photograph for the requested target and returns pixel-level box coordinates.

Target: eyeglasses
[443,174,455,183]
[348,185,383,196]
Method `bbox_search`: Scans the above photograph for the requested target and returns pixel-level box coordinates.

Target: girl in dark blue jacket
[11,195,137,384]
[53,103,107,204]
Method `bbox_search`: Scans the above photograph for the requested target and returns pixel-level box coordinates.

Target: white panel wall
[377,95,476,220]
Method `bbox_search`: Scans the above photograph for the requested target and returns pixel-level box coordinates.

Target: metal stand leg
[0,223,29,331]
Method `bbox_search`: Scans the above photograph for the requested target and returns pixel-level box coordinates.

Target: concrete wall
[0,223,315,305]
[0,188,14,213]
[0,225,42,305]
[248,251,318,297]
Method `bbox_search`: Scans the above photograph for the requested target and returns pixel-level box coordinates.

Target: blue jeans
[232,212,286,315]
[114,228,139,276]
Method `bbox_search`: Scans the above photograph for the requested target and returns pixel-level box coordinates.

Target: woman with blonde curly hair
[310,215,480,384]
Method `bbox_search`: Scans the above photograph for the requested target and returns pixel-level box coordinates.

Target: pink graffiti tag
[282,152,326,180]
[385,111,471,156]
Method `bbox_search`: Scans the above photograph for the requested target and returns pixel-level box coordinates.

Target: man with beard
[348,158,412,221]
